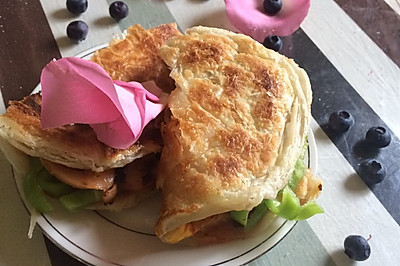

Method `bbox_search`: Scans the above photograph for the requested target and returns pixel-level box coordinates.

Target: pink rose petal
[41,57,120,126]
[225,0,311,42]
[40,57,168,149]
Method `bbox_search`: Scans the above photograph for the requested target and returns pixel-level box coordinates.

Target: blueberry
[359,159,386,184]
[344,235,371,261]
[66,21,89,42]
[263,0,282,15]
[366,126,391,148]
[66,0,88,14]
[109,1,129,20]
[262,35,282,52]
[328,110,354,132]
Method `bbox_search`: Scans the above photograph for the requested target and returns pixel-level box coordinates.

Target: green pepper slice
[266,186,301,220]
[59,189,104,212]
[245,200,269,231]
[230,210,249,226]
[229,140,323,227]
[36,169,75,198]
[231,201,270,230]
[266,186,324,221]
[23,158,53,213]
[295,200,324,221]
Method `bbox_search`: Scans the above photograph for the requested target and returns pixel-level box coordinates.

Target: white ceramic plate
[17,46,318,266]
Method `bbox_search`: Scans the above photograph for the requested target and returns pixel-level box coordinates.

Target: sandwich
[154,26,323,244]
[0,22,322,245]
[0,23,181,212]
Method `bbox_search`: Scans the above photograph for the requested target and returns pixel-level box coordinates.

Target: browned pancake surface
[0,93,160,172]
[90,23,182,92]
[155,26,312,243]
[0,23,181,172]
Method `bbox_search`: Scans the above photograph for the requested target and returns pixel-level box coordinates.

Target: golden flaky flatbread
[155,26,312,243]
[0,23,181,211]
[0,93,160,172]
[0,23,181,173]
[90,23,181,92]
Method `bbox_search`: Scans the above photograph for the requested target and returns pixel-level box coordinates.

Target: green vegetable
[23,157,104,213]
[230,210,249,226]
[289,158,306,191]
[266,186,323,221]
[245,200,269,230]
[288,142,308,191]
[294,200,324,220]
[230,140,323,227]
[36,169,75,198]
[23,158,53,213]
[230,201,269,230]
[59,189,103,212]
[266,187,301,220]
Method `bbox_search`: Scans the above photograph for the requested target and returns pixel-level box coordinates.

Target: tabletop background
[1,0,400,265]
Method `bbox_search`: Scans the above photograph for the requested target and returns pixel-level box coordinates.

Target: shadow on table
[352,139,381,160]
[325,249,356,266]
[56,36,77,50]
[191,9,235,31]
[313,124,337,145]
[93,17,116,27]
[343,173,370,195]
[51,9,77,20]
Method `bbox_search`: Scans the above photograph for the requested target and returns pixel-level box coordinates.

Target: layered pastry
[155,26,322,244]
[0,23,181,211]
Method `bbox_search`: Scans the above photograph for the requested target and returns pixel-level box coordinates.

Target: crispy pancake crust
[155,26,312,242]
[0,24,180,172]
[90,23,182,92]
[0,93,160,172]
[0,23,181,212]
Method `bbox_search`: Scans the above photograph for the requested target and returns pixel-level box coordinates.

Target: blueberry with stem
[366,126,391,148]
[328,110,354,132]
[359,159,386,184]
[262,35,282,52]
[344,235,371,261]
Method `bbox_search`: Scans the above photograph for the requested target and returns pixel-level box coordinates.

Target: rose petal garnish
[225,0,311,42]
[40,57,168,149]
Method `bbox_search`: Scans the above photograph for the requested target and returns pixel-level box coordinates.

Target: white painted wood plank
[303,0,400,138]
[164,0,234,31]
[39,0,122,57]
[0,90,5,114]
[308,118,400,265]
[385,0,400,14]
